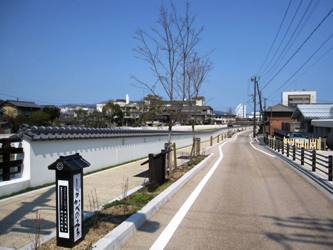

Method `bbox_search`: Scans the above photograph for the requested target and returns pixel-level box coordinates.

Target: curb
[93,152,216,250]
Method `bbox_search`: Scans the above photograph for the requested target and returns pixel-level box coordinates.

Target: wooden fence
[266,136,332,181]
[0,137,23,181]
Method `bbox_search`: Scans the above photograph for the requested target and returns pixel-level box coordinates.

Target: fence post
[293,145,296,161]
[301,147,304,165]
[287,144,290,157]
[2,141,11,181]
[210,136,213,146]
[328,155,332,181]
[312,150,316,172]
[282,140,284,155]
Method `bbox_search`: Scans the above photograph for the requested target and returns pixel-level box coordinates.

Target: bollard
[293,145,296,161]
[277,140,280,153]
[287,144,290,157]
[210,136,213,146]
[217,135,220,143]
[282,141,284,155]
[328,155,332,181]
[301,147,304,165]
[312,150,316,172]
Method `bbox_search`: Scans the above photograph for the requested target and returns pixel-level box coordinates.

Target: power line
[261,6,333,92]
[267,31,333,98]
[274,0,320,71]
[257,0,293,73]
[264,0,314,77]
[262,0,303,75]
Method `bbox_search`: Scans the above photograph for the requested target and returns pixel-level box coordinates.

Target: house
[213,111,236,125]
[264,104,295,136]
[0,100,41,118]
[311,119,333,149]
[292,103,333,134]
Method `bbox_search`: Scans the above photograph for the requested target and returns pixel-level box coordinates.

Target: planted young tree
[133,3,183,142]
[187,53,212,156]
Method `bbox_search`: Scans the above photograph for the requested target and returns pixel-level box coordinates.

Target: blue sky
[0,0,332,111]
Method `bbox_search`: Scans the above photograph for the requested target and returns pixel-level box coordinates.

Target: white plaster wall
[28,129,226,187]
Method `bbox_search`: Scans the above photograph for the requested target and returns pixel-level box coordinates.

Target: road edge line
[149,140,228,250]
[93,150,218,249]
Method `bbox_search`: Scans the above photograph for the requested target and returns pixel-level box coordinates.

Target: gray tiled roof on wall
[18,125,201,141]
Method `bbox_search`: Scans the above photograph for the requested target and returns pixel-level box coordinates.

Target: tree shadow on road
[0,187,56,236]
[262,215,333,250]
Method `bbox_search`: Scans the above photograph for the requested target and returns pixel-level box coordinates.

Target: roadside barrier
[266,137,333,181]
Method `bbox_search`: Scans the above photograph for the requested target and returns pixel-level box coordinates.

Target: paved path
[123,132,333,250]
[0,139,213,249]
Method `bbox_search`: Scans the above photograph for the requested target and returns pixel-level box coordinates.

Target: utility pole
[251,76,258,138]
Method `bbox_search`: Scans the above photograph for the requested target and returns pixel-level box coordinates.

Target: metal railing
[266,137,332,181]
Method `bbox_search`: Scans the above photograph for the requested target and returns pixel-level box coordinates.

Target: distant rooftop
[2,100,41,109]
[265,104,295,113]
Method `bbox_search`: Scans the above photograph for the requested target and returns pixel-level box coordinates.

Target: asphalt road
[123,132,333,250]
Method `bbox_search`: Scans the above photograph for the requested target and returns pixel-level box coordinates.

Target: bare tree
[172,1,203,101]
[187,53,212,156]
[133,4,182,142]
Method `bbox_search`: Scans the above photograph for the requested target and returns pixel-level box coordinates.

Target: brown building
[264,104,295,136]
[0,100,41,118]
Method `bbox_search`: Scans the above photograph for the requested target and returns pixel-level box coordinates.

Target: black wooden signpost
[48,153,90,248]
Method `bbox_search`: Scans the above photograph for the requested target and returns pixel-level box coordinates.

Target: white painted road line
[149,140,229,250]
[248,135,276,158]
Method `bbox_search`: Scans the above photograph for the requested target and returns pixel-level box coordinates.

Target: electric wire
[262,0,303,75]
[264,0,314,77]
[257,0,293,73]
[269,33,333,97]
[267,36,333,99]
[260,6,333,92]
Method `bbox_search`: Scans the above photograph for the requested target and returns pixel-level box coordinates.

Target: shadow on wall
[263,215,333,249]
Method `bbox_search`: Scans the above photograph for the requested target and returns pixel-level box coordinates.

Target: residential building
[311,119,333,149]
[0,100,41,118]
[213,111,236,124]
[282,90,316,107]
[291,103,333,134]
[264,104,295,136]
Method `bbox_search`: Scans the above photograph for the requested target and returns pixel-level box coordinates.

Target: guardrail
[265,137,332,181]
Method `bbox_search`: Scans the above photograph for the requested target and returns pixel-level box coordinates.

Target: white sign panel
[58,180,69,239]
[73,174,82,242]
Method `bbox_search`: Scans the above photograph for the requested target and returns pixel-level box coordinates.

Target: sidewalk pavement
[0,140,211,249]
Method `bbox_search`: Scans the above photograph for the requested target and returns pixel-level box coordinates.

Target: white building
[96,103,106,112]
[282,90,316,107]
[235,103,247,118]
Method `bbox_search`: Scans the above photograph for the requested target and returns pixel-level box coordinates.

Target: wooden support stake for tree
[173,142,177,168]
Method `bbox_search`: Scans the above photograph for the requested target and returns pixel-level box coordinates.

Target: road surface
[123,132,333,250]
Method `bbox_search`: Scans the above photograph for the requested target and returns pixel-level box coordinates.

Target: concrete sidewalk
[0,140,211,249]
